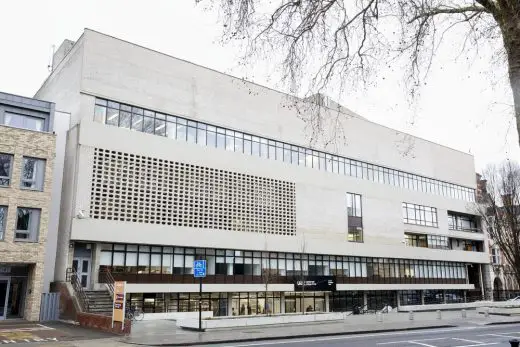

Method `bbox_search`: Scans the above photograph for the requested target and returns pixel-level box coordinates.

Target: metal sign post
[193,259,206,332]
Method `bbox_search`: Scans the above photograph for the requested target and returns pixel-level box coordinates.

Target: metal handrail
[100,267,115,297]
[65,267,90,312]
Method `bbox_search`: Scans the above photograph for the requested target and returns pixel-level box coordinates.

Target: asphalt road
[209,324,520,347]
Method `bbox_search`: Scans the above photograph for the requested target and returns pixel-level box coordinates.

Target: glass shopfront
[285,292,325,313]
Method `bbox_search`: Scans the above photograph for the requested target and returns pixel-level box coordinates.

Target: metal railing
[65,268,90,312]
[99,267,115,297]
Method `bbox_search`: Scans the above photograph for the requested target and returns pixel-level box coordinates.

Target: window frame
[20,156,46,191]
[0,153,14,187]
[14,207,41,242]
[0,205,7,240]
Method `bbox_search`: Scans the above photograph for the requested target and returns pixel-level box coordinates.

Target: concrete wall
[43,110,71,292]
[34,29,486,293]
[66,121,488,265]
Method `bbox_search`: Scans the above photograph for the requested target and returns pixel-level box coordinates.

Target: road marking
[222,327,480,346]
[409,342,438,347]
[452,338,483,343]
[479,333,520,339]
[452,344,498,347]
[377,338,447,345]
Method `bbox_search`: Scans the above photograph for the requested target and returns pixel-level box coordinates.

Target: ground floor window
[366,291,397,310]
[230,292,282,316]
[284,292,325,313]
[399,290,421,305]
[424,290,444,305]
[330,291,363,312]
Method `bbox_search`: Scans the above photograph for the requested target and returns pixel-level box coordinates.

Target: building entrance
[0,277,9,320]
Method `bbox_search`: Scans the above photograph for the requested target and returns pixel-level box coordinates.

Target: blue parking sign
[193,260,206,278]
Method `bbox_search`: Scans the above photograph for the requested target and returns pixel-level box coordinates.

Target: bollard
[409,311,414,320]
[461,309,467,318]
[377,312,383,322]
[484,307,489,318]
[436,310,442,320]
[510,339,519,347]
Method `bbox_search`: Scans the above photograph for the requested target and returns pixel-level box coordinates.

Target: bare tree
[197,0,520,147]
[475,160,520,289]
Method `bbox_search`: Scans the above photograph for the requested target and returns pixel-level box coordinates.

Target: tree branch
[408,5,490,24]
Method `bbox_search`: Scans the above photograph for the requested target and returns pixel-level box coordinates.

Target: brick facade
[0,125,56,321]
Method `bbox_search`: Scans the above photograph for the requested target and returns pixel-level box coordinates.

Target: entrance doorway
[0,277,10,320]
[72,258,91,288]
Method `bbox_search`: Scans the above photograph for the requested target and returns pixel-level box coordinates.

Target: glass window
[197,127,207,146]
[187,126,197,144]
[15,207,41,242]
[347,193,362,217]
[131,113,143,132]
[20,157,46,191]
[155,119,166,136]
[119,111,131,129]
[0,206,6,240]
[0,153,13,186]
[402,203,438,227]
[4,112,45,132]
[106,108,119,126]
[176,123,187,141]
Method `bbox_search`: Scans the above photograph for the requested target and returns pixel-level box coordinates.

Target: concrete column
[421,290,425,305]
[396,291,401,308]
[443,290,447,304]
[281,292,285,313]
[463,290,467,303]
[90,243,101,290]
[363,292,368,308]
[227,293,233,316]
[325,292,330,312]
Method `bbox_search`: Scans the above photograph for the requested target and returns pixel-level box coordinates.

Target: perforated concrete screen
[90,148,297,235]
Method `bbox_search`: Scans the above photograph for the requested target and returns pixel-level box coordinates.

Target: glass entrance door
[72,258,91,288]
[0,277,10,320]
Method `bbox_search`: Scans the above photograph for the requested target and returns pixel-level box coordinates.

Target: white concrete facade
[35,29,488,314]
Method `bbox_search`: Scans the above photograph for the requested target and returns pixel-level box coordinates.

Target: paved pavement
[0,320,114,345]
[119,310,520,346]
[2,310,519,346]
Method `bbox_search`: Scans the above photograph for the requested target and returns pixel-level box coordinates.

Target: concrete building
[0,92,56,321]
[36,29,489,316]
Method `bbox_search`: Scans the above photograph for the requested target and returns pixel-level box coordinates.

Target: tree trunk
[501,15,520,147]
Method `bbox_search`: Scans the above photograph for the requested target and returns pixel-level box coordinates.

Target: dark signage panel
[294,276,336,292]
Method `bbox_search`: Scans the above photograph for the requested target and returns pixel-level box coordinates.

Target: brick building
[0,92,56,321]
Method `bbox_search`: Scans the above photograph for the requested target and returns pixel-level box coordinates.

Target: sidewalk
[116,310,520,346]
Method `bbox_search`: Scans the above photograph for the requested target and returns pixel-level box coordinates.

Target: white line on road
[409,341,438,347]
[452,344,499,347]
[222,327,480,347]
[451,338,483,344]
[478,333,520,339]
[377,338,447,345]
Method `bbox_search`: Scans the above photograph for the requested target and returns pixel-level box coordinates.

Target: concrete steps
[84,290,113,315]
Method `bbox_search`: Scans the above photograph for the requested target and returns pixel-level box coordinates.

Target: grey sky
[0,0,517,171]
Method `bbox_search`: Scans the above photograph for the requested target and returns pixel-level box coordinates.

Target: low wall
[177,312,347,330]
[399,301,494,312]
[50,281,79,320]
[77,312,131,335]
[142,311,213,321]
